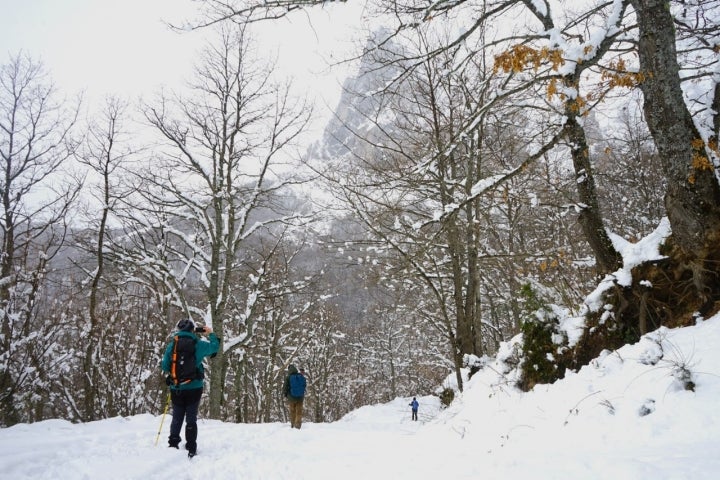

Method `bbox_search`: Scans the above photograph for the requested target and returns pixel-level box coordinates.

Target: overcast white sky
[0,0,369,123]
[1,0,197,99]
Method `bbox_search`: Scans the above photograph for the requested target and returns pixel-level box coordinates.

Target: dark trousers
[169,388,203,453]
[412,409,418,421]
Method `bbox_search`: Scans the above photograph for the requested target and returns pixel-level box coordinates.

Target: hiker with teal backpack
[161,319,219,458]
[283,364,307,429]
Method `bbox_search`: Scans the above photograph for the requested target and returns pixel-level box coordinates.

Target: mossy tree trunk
[631,0,720,300]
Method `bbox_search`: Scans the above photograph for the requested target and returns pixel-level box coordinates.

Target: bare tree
[73,97,156,420]
[0,53,81,425]
[312,24,591,390]
[198,0,720,379]
[115,25,312,419]
[592,95,665,243]
[224,227,319,423]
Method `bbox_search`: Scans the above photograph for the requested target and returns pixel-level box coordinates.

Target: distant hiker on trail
[409,397,419,421]
[161,319,219,458]
[284,364,307,429]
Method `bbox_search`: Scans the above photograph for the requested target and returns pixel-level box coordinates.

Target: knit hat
[176,319,195,332]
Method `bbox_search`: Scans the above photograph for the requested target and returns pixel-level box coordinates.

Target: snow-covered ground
[3,314,720,479]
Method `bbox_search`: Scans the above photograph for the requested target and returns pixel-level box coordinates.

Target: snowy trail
[3,406,718,480]
[4,316,720,479]
[0,402,445,480]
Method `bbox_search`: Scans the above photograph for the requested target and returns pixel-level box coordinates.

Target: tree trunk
[208,339,225,419]
[565,112,623,274]
[631,0,720,292]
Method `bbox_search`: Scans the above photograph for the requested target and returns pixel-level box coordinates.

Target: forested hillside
[2,0,718,428]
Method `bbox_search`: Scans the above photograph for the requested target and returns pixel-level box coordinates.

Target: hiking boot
[188,451,196,459]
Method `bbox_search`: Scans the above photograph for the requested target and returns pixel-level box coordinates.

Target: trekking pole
[154,392,171,446]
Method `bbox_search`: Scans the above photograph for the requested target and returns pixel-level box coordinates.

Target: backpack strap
[170,335,180,386]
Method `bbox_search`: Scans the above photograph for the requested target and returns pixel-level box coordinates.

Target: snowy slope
[2,315,720,479]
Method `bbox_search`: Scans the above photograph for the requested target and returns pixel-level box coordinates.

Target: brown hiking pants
[288,398,303,429]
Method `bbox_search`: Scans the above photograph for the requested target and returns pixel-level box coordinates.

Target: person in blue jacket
[409,397,419,421]
[161,319,219,458]
[283,364,306,429]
